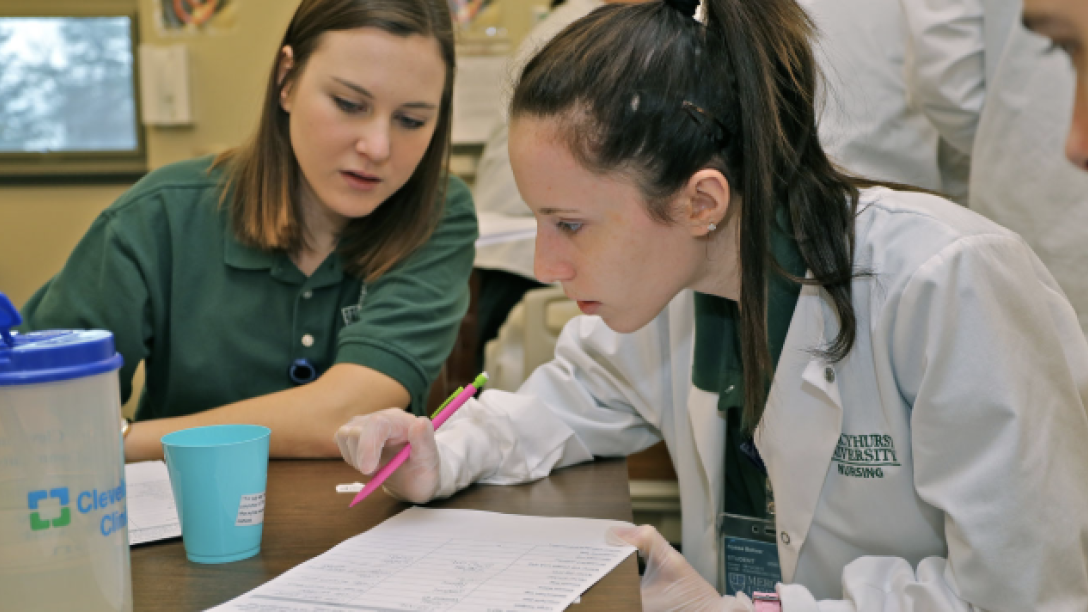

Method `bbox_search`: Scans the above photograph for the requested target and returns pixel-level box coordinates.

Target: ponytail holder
[663,0,699,19]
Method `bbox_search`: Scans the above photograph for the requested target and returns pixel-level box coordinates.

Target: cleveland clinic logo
[28,488,71,531]
[27,481,127,536]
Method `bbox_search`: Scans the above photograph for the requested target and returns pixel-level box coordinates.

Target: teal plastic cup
[161,425,271,564]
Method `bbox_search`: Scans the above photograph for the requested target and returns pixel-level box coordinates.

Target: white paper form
[125,460,182,545]
[212,507,636,612]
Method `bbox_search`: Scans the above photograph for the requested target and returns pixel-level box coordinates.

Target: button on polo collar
[304,253,346,289]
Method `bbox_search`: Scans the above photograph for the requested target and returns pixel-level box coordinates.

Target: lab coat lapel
[687,387,725,518]
[757,284,844,581]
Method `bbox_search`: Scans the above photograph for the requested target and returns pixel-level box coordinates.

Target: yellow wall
[0,185,128,309]
[137,0,302,169]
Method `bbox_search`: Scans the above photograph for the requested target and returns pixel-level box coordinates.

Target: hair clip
[681,100,729,146]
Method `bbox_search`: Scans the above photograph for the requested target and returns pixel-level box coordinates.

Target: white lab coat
[800,0,952,194]
[434,188,1088,610]
[900,0,1088,336]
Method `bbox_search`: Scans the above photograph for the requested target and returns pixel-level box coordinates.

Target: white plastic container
[0,293,132,611]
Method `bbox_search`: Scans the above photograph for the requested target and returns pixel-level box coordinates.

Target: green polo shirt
[691,207,806,518]
[21,156,477,419]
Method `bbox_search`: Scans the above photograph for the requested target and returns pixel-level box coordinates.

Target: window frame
[0,0,147,184]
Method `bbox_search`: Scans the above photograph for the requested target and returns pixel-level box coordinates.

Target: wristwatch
[753,592,781,612]
[121,416,132,439]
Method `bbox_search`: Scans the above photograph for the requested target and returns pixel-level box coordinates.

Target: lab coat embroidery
[832,433,900,479]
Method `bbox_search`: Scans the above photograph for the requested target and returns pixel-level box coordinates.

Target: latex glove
[335,408,441,503]
[608,525,753,612]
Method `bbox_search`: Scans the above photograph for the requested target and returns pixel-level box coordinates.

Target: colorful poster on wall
[448,0,490,26]
[155,0,237,34]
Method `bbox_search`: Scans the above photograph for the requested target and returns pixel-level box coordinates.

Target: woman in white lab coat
[336,0,1088,609]
[899,0,1088,336]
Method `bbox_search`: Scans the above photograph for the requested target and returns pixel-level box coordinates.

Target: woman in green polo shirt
[20,0,476,462]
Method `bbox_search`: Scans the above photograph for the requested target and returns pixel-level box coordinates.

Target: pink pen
[349,372,488,507]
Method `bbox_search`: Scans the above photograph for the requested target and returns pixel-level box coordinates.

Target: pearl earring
[707,222,717,232]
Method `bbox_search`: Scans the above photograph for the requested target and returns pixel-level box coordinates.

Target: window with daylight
[0,2,145,182]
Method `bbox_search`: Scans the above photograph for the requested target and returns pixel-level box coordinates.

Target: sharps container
[0,292,132,611]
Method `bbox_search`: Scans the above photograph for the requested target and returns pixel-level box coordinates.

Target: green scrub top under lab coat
[692,206,806,519]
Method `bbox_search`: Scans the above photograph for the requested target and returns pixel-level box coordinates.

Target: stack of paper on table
[125,460,182,545]
[212,507,637,611]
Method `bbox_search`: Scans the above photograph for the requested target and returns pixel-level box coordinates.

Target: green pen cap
[431,373,488,420]
[430,387,462,419]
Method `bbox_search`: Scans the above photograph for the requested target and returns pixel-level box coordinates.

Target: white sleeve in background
[473,0,606,280]
[474,122,526,219]
[898,0,986,156]
[433,295,690,498]
[472,119,538,279]
[782,235,1088,611]
[800,0,944,192]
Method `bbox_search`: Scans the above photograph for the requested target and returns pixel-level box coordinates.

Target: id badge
[718,513,782,598]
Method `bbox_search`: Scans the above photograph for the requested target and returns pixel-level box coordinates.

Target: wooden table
[131,458,642,610]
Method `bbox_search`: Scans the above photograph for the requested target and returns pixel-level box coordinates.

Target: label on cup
[235,492,266,526]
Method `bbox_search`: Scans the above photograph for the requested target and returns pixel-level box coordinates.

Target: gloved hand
[608,525,753,612]
[335,408,442,503]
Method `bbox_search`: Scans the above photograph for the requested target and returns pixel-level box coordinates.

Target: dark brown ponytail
[512,0,865,431]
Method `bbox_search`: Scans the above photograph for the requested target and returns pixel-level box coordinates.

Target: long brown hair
[511,0,870,430]
[215,0,455,282]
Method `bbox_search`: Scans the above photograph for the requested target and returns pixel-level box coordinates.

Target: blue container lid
[0,292,123,386]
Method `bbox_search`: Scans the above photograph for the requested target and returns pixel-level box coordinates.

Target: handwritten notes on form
[125,460,181,545]
[212,507,636,611]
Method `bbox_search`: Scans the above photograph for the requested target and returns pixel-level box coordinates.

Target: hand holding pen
[335,373,487,506]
